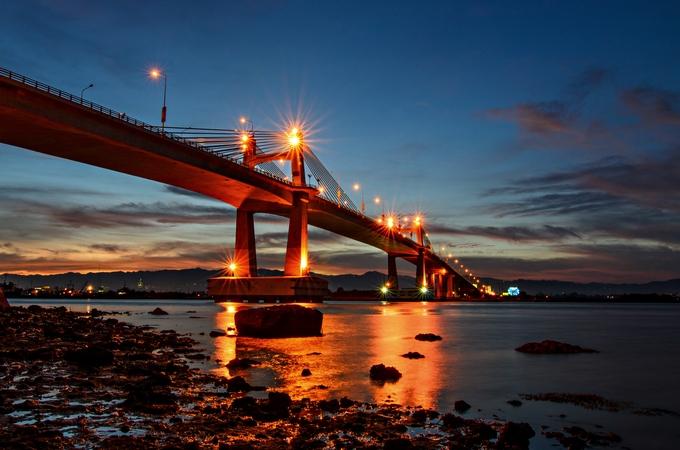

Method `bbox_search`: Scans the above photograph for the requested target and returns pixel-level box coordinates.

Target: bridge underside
[0,73,478,299]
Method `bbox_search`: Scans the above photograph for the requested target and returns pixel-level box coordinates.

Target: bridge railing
[0,66,294,185]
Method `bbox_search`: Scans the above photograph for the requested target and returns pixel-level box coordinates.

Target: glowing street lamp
[288,127,301,147]
[148,68,168,131]
[353,183,365,214]
[228,262,237,276]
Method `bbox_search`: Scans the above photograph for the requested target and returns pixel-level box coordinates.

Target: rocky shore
[0,304,546,449]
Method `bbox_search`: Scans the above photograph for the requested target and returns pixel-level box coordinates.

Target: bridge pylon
[284,192,310,276]
[387,254,399,289]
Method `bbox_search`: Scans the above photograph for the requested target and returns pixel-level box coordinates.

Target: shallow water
[10,298,680,449]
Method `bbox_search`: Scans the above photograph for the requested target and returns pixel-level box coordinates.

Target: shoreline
[0,304,638,449]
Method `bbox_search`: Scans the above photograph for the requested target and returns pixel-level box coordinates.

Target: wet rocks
[401,351,425,359]
[497,422,535,449]
[369,363,402,382]
[0,288,9,311]
[301,368,312,377]
[149,307,169,315]
[515,340,598,354]
[520,393,629,411]
[267,391,292,418]
[454,400,471,413]
[226,357,259,370]
[415,333,442,341]
[209,329,227,337]
[64,345,114,367]
[234,304,323,338]
[318,398,340,413]
[507,399,523,407]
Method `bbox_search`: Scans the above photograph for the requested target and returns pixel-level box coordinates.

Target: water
[10,298,680,449]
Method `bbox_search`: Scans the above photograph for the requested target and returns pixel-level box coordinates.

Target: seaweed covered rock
[235,305,323,338]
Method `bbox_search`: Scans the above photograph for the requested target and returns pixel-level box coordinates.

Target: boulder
[515,340,598,354]
[148,307,168,316]
[226,357,259,370]
[454,400,471,413]
[415,333,442,341]
[369,364,402,382]
[209,329,227,338]
[401,351,425,359]
[0,288,9,312]
[301,368,312,377]
[234,305,323,338]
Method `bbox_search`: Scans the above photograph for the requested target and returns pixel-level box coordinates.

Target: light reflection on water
[10,298,680,449]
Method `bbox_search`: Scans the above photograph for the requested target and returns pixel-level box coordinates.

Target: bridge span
[0,67,480,300]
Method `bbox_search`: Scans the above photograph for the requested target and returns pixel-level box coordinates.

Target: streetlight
[80,83,93,102]
[149,68,167,132]
[353,183,365,214]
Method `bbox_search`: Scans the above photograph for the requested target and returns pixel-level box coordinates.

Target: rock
[515,340,598,354]
[454,400,471,413]
[496,422,535,449]
[209,329,227,338]
[401,351,425,359]
[148,307,168,316]
[507,399,523,407]
[415,333,442,341]
[318,398,340,413]
[383,437,413,450]
[64,346,114,367]
[301,368,312,377]
[234,305,323,338]
[0,288,10,312]
[369,364,402,382]
[226,358,259,370]
[267,391,292,418]
[226,376,252,392]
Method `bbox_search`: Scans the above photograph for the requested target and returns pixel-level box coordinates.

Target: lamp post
[353,183,365,214]
[149,68,167,131]
[80,83,93,102]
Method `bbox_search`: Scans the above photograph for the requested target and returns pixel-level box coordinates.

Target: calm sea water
[9,299,680,450]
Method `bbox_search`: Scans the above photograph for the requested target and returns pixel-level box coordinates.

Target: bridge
[0,67,482,301]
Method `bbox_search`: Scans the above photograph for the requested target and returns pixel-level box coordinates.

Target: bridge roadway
[0,69,476,294]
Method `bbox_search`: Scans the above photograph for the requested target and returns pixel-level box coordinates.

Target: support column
[284,193,309,276]
[416,249,427,288]
[446,275,454,298]
[234,209,257,277]
[387,254,399,289]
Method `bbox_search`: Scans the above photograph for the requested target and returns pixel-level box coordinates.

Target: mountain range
[3,268,680,296]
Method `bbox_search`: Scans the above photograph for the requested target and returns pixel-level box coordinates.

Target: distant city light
[508,286,520,296]
[419,285,428,294]
[380,285,389,295]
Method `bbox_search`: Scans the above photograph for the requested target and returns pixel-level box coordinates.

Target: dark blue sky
[2,0,680,282]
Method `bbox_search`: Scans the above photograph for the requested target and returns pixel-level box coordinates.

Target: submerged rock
[415,333,442,341]
[235,305,323,338]
[209,329,227,338]
[369,364,402,382]
[515,340,598,354]
[301,368,312,377]
[149,307,169,316]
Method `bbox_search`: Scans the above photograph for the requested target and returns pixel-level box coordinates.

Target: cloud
[163,186,214,200]
[89,244,127,253]
[486,68,612,152]
[426,223,581,242]
[622,86,680,125]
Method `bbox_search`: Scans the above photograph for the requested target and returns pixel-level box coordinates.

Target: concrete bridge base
[208,276,329,302]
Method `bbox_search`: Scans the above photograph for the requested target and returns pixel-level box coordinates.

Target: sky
[1,0,680,283]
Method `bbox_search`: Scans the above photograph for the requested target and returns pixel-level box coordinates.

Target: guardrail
[0,66,294,184]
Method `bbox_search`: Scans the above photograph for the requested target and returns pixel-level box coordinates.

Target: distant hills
[2,269,679,296]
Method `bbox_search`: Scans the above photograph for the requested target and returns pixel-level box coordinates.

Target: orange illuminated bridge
[0,67,481,301]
